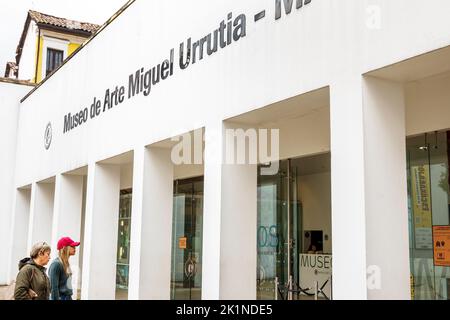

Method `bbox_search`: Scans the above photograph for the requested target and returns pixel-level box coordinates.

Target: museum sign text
[63,0,313,134]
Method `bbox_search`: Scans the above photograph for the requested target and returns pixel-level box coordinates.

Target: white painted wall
[15,0,450,187]
[406,72,450,136]
[220,162,257,299]
[0,81,32,285]
[330,75,368,299]
[81,163,120,300]
[363,1,450,75]
[77,176,87,296]
[120,163,133,190]
[28,182,55,251]
[18,21,38,82]
[128,147,174,300]
[363,77,410,299]
[269,106,330,160]
[7,188,31,284]
[202,122,223,299]
[174,165,204,181]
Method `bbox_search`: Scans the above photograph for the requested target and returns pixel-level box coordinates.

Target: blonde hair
[58,246,72,275]
[30,242,51,259]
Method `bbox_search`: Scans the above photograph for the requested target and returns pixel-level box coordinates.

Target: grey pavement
[0,282,15,300]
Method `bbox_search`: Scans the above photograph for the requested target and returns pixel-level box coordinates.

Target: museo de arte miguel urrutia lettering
[63,0,313,134]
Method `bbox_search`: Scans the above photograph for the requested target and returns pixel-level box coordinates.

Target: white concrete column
[28,182,55,252]
[81,163,120,300]
[128,146,174,300]
[202,122,224,300]
[51,174,84,299]
[363,77,410,300]
[202,122,258,300]
[220,164,257,299]
[0,193,13,284]
[7,188,31,283]
[330,75,368,299]
[0,82,27,285]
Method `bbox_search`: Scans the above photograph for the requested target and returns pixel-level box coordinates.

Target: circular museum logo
[44,122,52,150]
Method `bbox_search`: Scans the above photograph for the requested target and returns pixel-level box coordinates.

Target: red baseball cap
[57,237,80,250]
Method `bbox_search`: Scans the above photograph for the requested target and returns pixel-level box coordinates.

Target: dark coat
[48,258,73,300]
[14,258,51,300]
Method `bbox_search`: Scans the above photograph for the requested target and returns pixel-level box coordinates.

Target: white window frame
[41,36,69,80]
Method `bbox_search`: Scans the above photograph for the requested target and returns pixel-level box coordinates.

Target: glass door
[257,160,301,300]
[407,131,450,300]
[171,177,204,300]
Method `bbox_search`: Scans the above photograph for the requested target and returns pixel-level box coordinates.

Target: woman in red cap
[48,237,80,300]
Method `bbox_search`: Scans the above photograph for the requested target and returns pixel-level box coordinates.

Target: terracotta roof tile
[28,10,100,34]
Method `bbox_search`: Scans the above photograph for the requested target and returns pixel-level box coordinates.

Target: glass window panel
[171,178,203,300]
[407,131,450,300]
[46,48,64,76]
[116,191,132,294]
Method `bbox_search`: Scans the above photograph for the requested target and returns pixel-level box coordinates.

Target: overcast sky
[0,0,127,76]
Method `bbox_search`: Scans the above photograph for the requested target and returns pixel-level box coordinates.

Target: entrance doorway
[257,154,332,300]
[407,131,450,300]
[170,177,204,300]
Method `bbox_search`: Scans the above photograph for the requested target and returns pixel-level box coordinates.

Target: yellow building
[8,10,99,83]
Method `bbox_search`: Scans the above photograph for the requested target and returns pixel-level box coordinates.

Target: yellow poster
[411,165,433,249]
